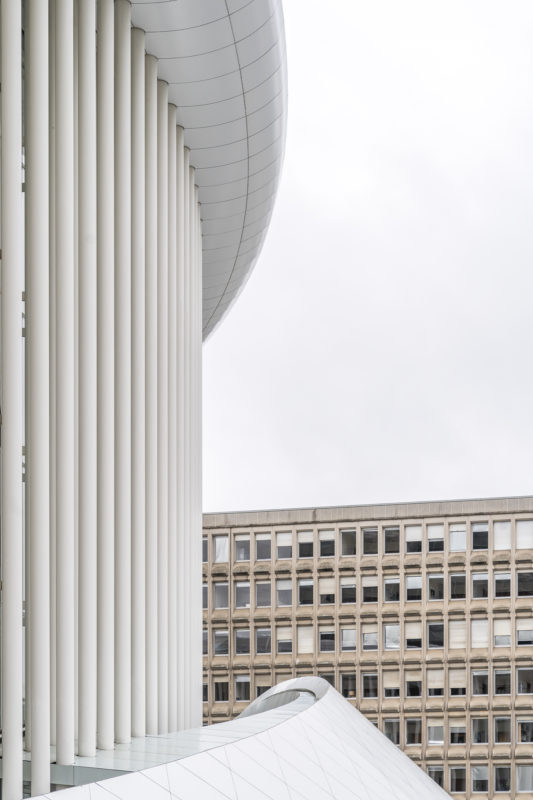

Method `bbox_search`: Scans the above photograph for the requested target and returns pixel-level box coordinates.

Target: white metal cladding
[131,0,288,338]
[31,678,451,799]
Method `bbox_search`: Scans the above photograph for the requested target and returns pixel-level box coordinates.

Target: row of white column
[0,2,203,799]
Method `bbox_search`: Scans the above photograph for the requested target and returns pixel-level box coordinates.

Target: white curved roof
[34,678,451,799]
[131,0,288,338]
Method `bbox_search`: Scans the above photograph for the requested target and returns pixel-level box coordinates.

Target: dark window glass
[319,631,335,652]
[518,572,533,596]
[235,537,250,561]
[202,683,208,702]
[384,687,400,698]
[341,530,356,556]
[472,671,488,695]
[319,535,335,557]
[405,719,421,745]
[256,537,271,561]
[406,576,422,601]
[235,629,250,655]
[450,768,466,793]
[298,579,313,605]
[341,673,356,698]
[256,581,271,608]
[321,674,335,687]
[341,582,356,603]
[384,719,400,745]
[517,668,533,694]
[255,628,271,654]
[472,717,488,744]
[495,766,511,792]
[235,679,250,702]
[428,575,444,600]
[495,573,511,597]
[494,671,511,695]
[494,717,511,743]
[384,527,399,554]
[277,637,292,654]
[450,723,466,744]
[384,579,399,602]
[363,584,378,603]
[214,630,228,656]
[202,584,208,609]
[428,767,444,787]
[450,573,466,599]
[298,533,313,558]
[472,573,488,599]
[363,529,378,555]
[202,630,208,655]
[363,674,378,698]
[406,680,421,697]
[518,720,533,743]
[518,628,533,646]
[202,537,208,563]
[214,682,228,702]
[472,766,488,792]
[472,523,488,550]
[235,582,250,608]
[256,685,270,697]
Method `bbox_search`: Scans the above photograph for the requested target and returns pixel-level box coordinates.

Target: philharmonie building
[1,1,451,799]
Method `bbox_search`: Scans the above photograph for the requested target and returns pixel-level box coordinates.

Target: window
[235,675,250,702]
[472,717,488,744]
[297,530,313,558]
[202,583,207,609]
[234,534,250,561]
[362,576,378,603]
[494,716,511,744]
[362,528,378,555]
[517,519,533,550]
[276,579,292,607]
[384,576,400,602]
[213,535,228,563]
[319,627,335,653]
[276,626,292,654]
[297,626,314,654]
[213,630,228,656]
[202,537,208,562]
[427,523,444,552]
[255,533,271,561]
[517,765,533,792]
[518,571,533,597]
[450,768,466,793]
[449,668,466,696]
[298,578,313,605]
[472,765,488,793]
[340,529,356,556]
[320,674,335,687]
[362,673,378,698]
[494,669,511,695]
[472,670,488,695]
[213,582,228,609]
[517,617,533,646]
[405,718,421,745]
[450,572,466,599]
[449,620,466,650]
[428,574,443,600]
[472,521,488,550]
[405,622,422,649]
[471,618,489,648]
[405,671,422,697]
[384,718,400,745]
[449,523,466,552]
[384,623,400,650]
[405,525,422,553]
[340,576,356,604]
[235,629,250,655]
[450,718,466,744]
[427,669,444,697]
[234,581,250,608]
[517,668,533,694]
[214,681,228,702]
[427,766,444,787]
[406,575,421,601]
[472,572,488,599]
[518,719,533,743]
[384,527,399,554]
[255,628,271,655]
[494,520,511,550]
[255,581,271,607]
[428,623,444,648]
[495,766,511,793]
[319,530,335,558]
[276,532,292,560]
[427,717,444,745]
[362,623,378,651]
[202,629,208,655]
[256,684,270,698]
[203,683,208,702]
[383,670,399,697]
[341,628,356,652]
[494,618,511,647]
[319,577,335,605]
[341,673,356,698]
[495,572,511,598]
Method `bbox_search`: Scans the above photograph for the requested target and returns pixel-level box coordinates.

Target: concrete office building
[0,1,286,797]
[203,497,533,799]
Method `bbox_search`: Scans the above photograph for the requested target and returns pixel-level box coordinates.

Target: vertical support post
[1,1,25,796]
[157,80,169,735]
[131,26,146,739]
[114,0,132,744]
[77,0,97,757]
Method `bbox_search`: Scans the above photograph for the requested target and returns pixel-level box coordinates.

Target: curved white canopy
[131,0,288,338]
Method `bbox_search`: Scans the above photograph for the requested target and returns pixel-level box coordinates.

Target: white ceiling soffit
[130,0,288,339]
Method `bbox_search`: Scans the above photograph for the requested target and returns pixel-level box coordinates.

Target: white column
[157,80,169,735]
[144,53,158,736]
[77,0,97,757]
[1,2,24,797]
[131,26,146,739]
[96,0,115,751]
[55,0,76,767]
[114,0,132,744]
[26,0,51,792]
[182,159,192,726]
[167,107,178,731]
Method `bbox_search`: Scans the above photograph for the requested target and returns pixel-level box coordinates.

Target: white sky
[203,0,533,513]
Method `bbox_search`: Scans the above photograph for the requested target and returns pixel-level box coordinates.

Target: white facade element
[31,678,451,800]
[0,2,286,798]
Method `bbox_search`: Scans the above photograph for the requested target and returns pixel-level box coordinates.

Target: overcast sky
[203,0,533,513]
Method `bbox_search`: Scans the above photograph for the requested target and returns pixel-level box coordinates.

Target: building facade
[203,497,533,799]
[0,1,287,798]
